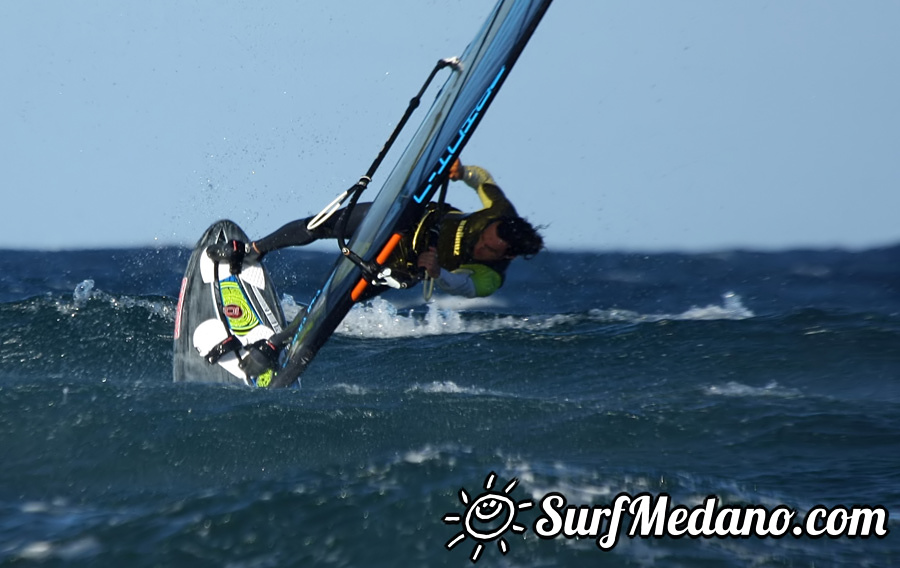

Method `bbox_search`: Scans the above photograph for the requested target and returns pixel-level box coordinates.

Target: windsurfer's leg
[253,218,319,251]
[254,204,372,253]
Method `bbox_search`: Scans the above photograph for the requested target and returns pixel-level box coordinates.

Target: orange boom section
[350,233,403,301]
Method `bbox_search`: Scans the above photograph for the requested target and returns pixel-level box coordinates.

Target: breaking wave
[331,292,754,339]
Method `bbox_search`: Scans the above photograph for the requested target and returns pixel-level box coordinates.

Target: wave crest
[329,292,754,340]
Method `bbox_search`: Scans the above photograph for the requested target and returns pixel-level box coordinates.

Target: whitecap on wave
[705,380,801,398]
[334,296,549,338]
[405,380,489,396]
[674,291,754,320]
[588,292,754,323]
[66,279,174,319]
[296,292,757,340]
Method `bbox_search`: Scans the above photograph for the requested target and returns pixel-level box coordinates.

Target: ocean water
[0,245,897,566]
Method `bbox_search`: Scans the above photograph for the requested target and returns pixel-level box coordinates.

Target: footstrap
[204,334,242,364]
[227,240,246,275]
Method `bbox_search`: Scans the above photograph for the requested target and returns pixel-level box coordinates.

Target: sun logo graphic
[442,472,533,563]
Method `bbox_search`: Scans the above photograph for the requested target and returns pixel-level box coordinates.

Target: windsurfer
[208,160,543,300]
[206,160,543,378]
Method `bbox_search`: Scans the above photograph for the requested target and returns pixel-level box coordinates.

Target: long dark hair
[497,216,544,259]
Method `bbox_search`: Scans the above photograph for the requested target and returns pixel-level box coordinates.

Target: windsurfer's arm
[455,164,513,213]
[438,265,502,298]
[417,248,501,298]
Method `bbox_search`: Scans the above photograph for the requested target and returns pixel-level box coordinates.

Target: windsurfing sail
[270,0,552,388]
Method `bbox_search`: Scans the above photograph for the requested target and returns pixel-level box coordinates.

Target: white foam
[588,292,754,324]
[66,280,174,320]
[336,296,552,338]
[73,279,95,306]
[20,501,50,514]
[19,541,53,561]
[280,293,304,321]
[17,537,101,562]
[406,380,488,396]
[323,292,756,340]
[335,296,598,339]
[705,381,801,398]
[674,291,754,320]
[402,444,447,464]
[16,499,103,561]
[337,297,468,338]
[329,382,368,396]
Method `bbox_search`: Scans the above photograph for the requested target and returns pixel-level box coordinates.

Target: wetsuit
[408,166,516,297]
[252,165,516,298]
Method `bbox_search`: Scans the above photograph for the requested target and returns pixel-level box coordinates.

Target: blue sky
[3,1,898,252]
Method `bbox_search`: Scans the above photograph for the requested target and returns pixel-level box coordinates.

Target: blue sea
[1,245,897,566]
